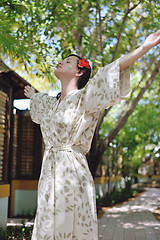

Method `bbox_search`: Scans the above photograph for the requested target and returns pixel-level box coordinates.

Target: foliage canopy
[0,0,160,177]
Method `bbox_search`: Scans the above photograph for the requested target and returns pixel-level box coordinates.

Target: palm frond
[0,25,30,62]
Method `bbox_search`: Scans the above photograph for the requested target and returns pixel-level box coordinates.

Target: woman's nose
[57,61,62,67]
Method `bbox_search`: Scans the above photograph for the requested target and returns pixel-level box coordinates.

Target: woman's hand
[142,30,160,51]
[24,85,36,98]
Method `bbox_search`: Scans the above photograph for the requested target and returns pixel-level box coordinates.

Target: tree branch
[96,106,113,136]
[103,60,160,149]
[98,2,104,66]
[125,56,157,105]
[111,0,143,62]
[129,16,143,52]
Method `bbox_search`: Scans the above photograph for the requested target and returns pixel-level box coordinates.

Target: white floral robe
[30,58,130,240]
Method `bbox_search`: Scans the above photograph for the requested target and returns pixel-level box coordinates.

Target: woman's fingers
[24,85,35,98]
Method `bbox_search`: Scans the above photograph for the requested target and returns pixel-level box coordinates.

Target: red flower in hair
[78,58,90,69]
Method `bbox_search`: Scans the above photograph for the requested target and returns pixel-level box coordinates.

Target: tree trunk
[87,60,160,178]
[87,133,104,179]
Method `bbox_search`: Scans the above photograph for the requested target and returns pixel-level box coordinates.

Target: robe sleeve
[30,93,56,124]
[83,57,130,114]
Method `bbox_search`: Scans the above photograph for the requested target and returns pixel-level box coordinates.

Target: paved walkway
[98,188,160,240]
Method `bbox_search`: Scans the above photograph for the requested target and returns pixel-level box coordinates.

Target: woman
[24,31,160,240]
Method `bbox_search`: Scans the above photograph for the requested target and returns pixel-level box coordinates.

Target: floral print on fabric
[30,57,130,240]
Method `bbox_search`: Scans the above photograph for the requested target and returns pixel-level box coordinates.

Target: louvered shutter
[0,90,7,181]
[11,114,18,178]
[20,115,34,177]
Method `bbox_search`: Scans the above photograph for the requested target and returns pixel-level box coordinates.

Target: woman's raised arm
[119,30,160,72]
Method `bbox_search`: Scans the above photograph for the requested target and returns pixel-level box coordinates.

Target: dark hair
[68,54,91,89]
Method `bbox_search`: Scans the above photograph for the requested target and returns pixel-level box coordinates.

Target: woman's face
[54,56,80,81]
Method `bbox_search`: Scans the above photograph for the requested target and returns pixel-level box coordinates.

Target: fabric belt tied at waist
[46,145,84,155]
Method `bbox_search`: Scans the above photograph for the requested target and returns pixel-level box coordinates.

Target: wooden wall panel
[11,110,42,179]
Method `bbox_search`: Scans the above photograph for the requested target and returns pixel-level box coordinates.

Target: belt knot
[46,145,84,155]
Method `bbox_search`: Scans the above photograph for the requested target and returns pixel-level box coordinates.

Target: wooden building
[0,59,43,227]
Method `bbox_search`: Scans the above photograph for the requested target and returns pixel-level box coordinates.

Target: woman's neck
[60,80,78,100]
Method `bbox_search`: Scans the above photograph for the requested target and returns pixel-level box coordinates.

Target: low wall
[94,176,122,197]
[94,175,150,197]
[0,184,10,228]
[10,180,38,217]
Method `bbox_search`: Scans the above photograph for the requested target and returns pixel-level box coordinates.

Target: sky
[13,99,30,110]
